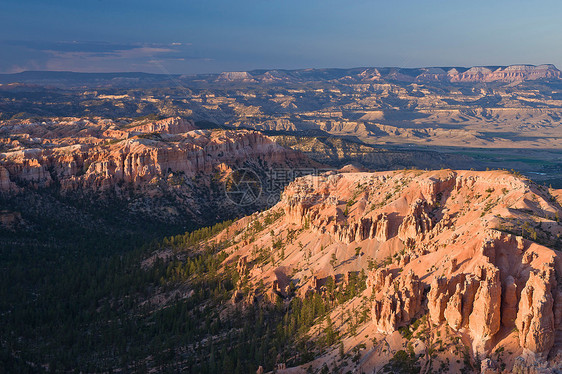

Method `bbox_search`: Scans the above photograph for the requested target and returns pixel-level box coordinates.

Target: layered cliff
[394,64,562,83]
[211,64,562,84]
[205,169,562,372]
[0,118,307,191]
[447,64,561,83]
[0,130,302,191]
[0,116,316,226]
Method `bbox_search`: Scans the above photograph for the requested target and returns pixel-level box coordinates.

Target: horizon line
[0,63,559,76]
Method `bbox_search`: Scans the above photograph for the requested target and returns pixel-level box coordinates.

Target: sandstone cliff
[0,116,316,225]
[210,169,562,372]
[0,117,310,192]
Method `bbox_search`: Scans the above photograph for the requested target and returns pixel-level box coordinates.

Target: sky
[1,0,561,74]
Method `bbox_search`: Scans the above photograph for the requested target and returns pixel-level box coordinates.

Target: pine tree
[325,315,336,346]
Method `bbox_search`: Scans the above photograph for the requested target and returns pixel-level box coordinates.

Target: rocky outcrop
[217,71,256,83]
[427,263,502,353]
[333,213,390,244]
[468,264,502,353]
[448,65,561,83]
[481,358,500,374]
[370,269,423,333]
[0,127,309,193]
[398,199,433,242]
[0,155,53,190]
[236,256,248,276]
[221,169,562,369]
[267,64,559,84]
[0,117,321,228]
[297,275,321,299]
[0,166,19,192]
[391,64,562,83]
[516,269,557,357]
[127,117,196,135]
[502,275,519,327]
[512,356,556,374]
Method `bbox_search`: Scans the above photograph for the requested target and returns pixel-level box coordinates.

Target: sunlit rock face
[219,168,562,371]
[0,116,317,225]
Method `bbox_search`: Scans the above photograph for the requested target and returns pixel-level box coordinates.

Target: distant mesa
[216,71,256,82]
[248,64,561,84]
[446,64,561,83]
[1,64,559,86]
[355,64,561,83]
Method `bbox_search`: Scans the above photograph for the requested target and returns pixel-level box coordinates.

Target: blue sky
[1,0,561,74]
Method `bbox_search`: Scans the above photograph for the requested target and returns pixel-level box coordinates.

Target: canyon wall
[223,169,562,371]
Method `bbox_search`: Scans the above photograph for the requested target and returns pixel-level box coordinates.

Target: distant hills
[0,64,559,88]
[218,64,562,83]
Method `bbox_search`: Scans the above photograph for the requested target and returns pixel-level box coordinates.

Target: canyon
[0,116,316,228]
[2,66,562,372]
[3,65,562,186]
[192,169,562,372]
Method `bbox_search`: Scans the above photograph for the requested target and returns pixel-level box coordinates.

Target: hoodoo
[210,169,562,372]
